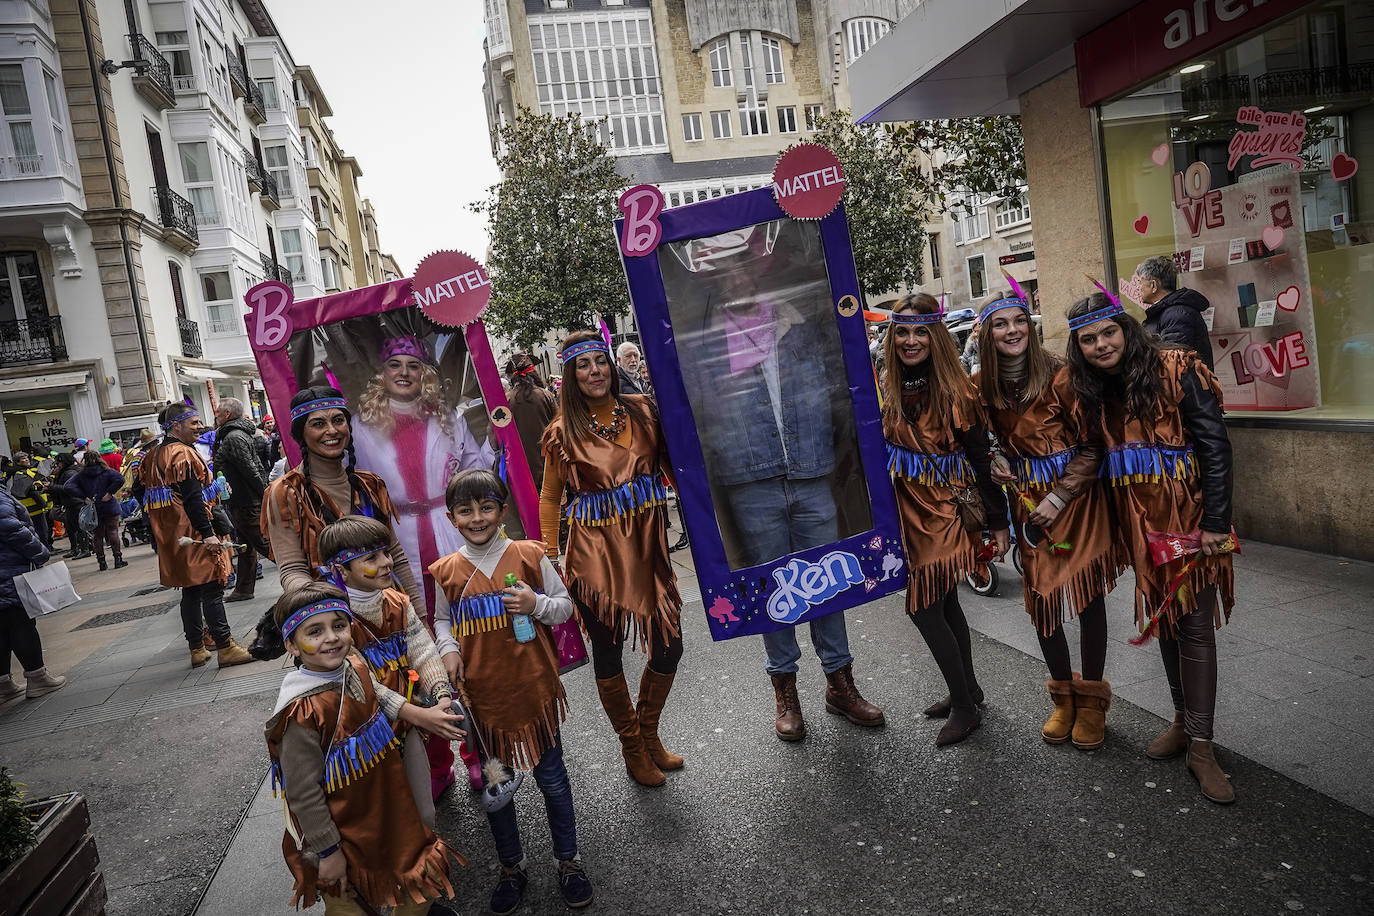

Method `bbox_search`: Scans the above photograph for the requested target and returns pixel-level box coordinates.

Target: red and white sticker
[411,250,491,328]
[771,143,845,220]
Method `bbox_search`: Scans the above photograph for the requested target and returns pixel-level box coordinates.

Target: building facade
[0,0,398,457]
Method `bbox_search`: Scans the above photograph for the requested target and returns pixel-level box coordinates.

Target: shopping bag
[552,618,588,675]
[14,562,81,618]
[78,502,98,533]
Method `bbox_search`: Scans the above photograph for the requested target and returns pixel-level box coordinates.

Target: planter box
[0,793,106,916]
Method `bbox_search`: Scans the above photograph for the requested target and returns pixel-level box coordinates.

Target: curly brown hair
[1065,292,1165,422]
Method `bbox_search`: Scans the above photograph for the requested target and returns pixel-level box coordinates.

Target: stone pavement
[2,536,1371,915]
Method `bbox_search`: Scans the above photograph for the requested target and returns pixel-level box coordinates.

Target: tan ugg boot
[189,643,212,668]
[1187,739,1236,804]
[216,638,254,668]
[1147,710,1188,760]
[23,667,66,698]
[1042,678,1076,744]
[1071,678,1112,750]
[596,674,665,787]
[636,667,683,770]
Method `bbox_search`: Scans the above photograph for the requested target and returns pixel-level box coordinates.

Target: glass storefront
[1099,0,1372,418]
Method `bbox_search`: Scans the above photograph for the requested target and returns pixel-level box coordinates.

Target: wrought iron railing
[261,255,292,284]
[227,56,248,98]
[128,33,175,99]
[0,315,68,365]
[1181,74,1251,111]
[177,316,203,358]
[244,79,266,121]
[260,168,279,203]
[151,185,199,242]
[1257,63,1374,106]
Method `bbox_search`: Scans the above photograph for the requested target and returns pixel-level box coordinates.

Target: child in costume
[265,582,465,914]
[972,291,1125,749]
[316,515,457,829]
[1065,292,1236,804]
[881,294,1009,747]
[431,469,593,914]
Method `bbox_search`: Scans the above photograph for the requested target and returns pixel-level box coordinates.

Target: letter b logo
[618,184,665,258]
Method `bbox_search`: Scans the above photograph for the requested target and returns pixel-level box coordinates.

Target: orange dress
[136,440,229,587]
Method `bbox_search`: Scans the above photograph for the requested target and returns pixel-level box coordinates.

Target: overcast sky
[268,0,499,275]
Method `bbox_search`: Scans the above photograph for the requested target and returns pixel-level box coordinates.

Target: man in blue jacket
[1135,255,1215,370]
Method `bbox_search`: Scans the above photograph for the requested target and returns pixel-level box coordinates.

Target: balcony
[1256,63,1374,108]
[177,316,203,358]
[150,185,199,252]
[260,254,291,285]
[227,57,248,100]
[259,169,280,211]
[0,315,68,366]
[1181,74,1251,112]
[243,149,264,192]
[243,80,266,125]
[0,155,44,178]
[128,34,176,110]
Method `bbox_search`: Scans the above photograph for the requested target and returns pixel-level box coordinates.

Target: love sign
[1229,331,1310,384]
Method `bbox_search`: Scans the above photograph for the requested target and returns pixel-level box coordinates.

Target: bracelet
[318,843,340,858]
[1045,492,1066,511]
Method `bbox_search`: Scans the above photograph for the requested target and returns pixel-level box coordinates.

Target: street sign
[999,251,1035,265]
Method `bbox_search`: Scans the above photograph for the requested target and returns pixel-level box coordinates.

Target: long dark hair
[505,351,547,393]
[554,330,653,440]
[288,386,367,520]
[880,293,972,427]
[1065,293,1165,422]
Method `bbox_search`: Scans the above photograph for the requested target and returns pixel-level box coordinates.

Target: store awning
[176,365,233,382]
[848,0,1136,123]
[0,370,89,394]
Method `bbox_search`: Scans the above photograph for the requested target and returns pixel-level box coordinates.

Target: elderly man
[616,341,652,396]
[1135,255,1214,369]
[212,398,270,602]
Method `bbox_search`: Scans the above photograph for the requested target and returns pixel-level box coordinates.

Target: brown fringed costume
[262,466,397,571]
[429,541,567,770]
[137,440,230,587]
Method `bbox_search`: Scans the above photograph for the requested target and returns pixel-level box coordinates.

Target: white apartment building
[913,188,1038,313]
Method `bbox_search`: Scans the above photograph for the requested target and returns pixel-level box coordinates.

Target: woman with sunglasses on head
[972,292,1125,751]
[882,293,1009,747]
[1065,292,1236,804]
[540,330,682,788]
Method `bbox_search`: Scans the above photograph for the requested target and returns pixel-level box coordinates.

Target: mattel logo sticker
[412,250,491,329]
[771,143,845,220]
[765,551,865,624]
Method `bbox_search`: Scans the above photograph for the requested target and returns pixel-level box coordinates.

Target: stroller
[120,498,153,547]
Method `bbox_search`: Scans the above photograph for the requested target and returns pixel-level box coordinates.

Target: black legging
[1036,594,1108,682]
[64,504,89,552]
[580,603,683,679]
[0,604,44,676]
[181,582,231,649]
[909,586,979,708]
[1157,586,1219,741]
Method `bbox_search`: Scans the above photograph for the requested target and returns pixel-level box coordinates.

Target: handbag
[79,501,98,533]
[546,559,588,675]
[908,424,987,533]
[14,561,81,619]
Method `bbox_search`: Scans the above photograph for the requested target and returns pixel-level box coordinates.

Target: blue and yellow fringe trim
[357,630,409,677]
[886,443,972,485]
[268,708,401,797]
[1102,442,1195,485]
[450,588,547,639]
[141,481,223,509]
[563,472,668,526]
[1009,447,1078,488]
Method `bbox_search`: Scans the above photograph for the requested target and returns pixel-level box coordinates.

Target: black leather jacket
[1178,369,1233,533]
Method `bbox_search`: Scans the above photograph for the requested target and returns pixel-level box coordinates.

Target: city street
[2,540,1371,915]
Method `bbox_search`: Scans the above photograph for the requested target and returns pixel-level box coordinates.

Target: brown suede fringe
[1134,556,1236,637]
[1024,544,1129,637]
[570,576,682,654]
[290,839,461,910]
[265,469,398,568]
[906,544,977,613]
[480,693,570,771]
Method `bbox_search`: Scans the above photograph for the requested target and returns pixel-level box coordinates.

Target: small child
[318,515,457,820]
[430,468,593,913]
[265,582,465,914]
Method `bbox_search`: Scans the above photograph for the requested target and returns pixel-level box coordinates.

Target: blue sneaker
[490,863,527,915]
[557,859,593,909]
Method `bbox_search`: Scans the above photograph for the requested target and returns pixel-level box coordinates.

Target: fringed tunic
[136,440,229,587]
[430,540,567,770]
[540,396,681,651]
[265,656,458,909]
[978,366,1126,635]
[350,588,417,739]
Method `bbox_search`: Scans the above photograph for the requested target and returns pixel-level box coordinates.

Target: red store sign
[1075,0,1314,107]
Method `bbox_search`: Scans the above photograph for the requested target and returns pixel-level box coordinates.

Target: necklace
[901,377,927,391]
[589,402,628,441]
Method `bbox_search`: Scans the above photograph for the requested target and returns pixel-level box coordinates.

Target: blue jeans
[485,731,577,865]
[726,476,853,675]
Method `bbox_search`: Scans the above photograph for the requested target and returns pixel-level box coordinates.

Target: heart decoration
[1331,153,1358,182]
[1261,225,1285,250]
[1276,285,1301,311]
[1218,338,1229,349]
[1133,214,1150,235]
[1150,144,1169,167]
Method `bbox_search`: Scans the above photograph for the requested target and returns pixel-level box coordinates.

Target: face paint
[362,566,379,577]
[298,641,318,653]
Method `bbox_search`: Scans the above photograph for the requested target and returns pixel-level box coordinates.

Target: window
[710,110,731,139]
[682,112,702,142]
[0,64,37,169]
[708,37,731,87]
[155,31,194,89]
[804,104,823,132]
[200,270,235,333]
[929,235,942,280]
[659,174,771,207]
[320,254,340,290]
[264,144,291,197]
[256,78,279,110]
[280,228,305,283]
[0,252,48,324]
[311,193,330,229]
[739,97,768,136]
[301,132,319,167]
[42,71,70,170]
[762,37,784,84]
[776,106,797,134]
[528,11,667,154]
[168,261,187,319]
[177,141,218,225]
[845,17,892,65]
[953,195,988,245]
[994,193,1031,231]
[967,255,986,299]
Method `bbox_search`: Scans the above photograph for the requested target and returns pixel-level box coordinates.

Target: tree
[472,108,629,351]
[917,117,1027,206]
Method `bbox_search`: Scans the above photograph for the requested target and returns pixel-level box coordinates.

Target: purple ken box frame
[615,186,906,641]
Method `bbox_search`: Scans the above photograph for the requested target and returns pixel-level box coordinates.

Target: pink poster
[1169,164,1319,410]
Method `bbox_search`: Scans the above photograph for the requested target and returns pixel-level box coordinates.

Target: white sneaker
[23,668,66,698]
[0,678,23,702]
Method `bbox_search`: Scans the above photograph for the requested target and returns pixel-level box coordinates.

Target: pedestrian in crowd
[973,292,1123,748]
[7,452,53,549]
[540,330,683,788]
[265,582,463,916]
[98,438,123,473]
[505,352,558,491]
[121,428,157,490]
[36,450,57,478]
[615,341,651,397]
[134,402,253,669]
[432,468,593,913]
[317,515,456,832]
[213,398,271,602]
[50,453,90,559]
[71,445,127,571]
[257,415,281,474]
[881,293,1009,747]
[1066,291,1236,804]
[1134,255,1214,369]
[0,484,66,702]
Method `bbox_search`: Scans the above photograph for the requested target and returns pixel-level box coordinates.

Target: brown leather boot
[1146,710,1188,760]
[824,664,885,727]
[770,672,805,741]
[595,674,665,787]
[636,667,683,771]
[216,638,254,668]
[1070,678,1111,750]
[1187,739,1236,804]
[1042,678,1076,744]
[189,643,212,668]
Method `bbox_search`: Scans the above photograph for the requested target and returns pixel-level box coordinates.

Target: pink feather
[1084,274,1121,308]
[998,265,1027,304]
[320,362,341,390]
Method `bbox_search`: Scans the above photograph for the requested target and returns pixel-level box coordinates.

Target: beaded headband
[160,408,198,431]
[560,340,610,364]
[327,543,387,569]
[289,396,348,422]
[977,296,1029,325]
[380,334,430,363]
[1068,301,1126,332]
[890,310,945,326]
[281,598,352,641]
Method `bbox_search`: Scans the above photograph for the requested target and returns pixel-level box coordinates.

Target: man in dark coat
[615,341,652,397]
[1135,255,1215,370]
[212,398,270,601]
